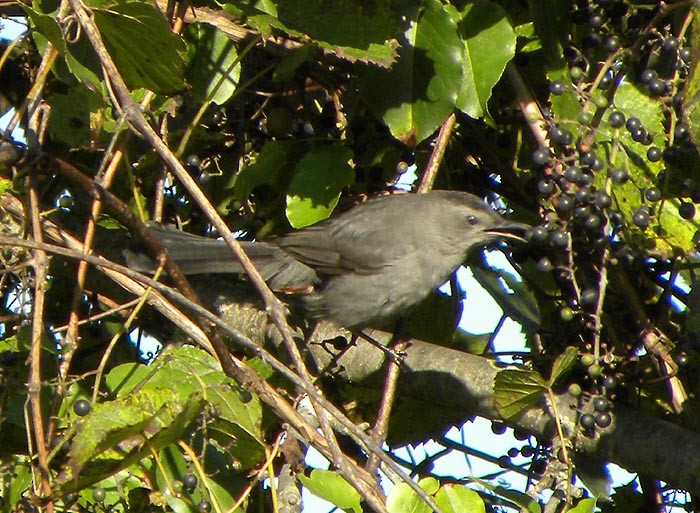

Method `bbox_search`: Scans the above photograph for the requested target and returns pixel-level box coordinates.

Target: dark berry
[648,78,667,96]
[551,126,573,146]
[521,445,534,457]
[603,35,620,53]
[198,501,212,513]
[625,116,642,132]
[532,147,551,166]
[498,455,511,468]
[550,230,570,248]
[647,146,662,162]
[556,195,575,215]
[238,389,253,403]
[186,155,201,168]
[645,187,661,202]
[538,179,555,195]
[679,202,696,220]
[663,146,679,163]
[73,399,91,417]
[508,447,519,458]
[584,214,602,231]
[550,81,566,95]
[491,421,507,435]
[183,473,198,490]
[633,206,651,227]
[593,396,609,412]
[595,412,612,428]
[599,71,613,89]
[603,375,618,390]
[531,459,547,476]
[610,168,629,184]
[595,191,612,208]
[529,225,550,243]
[589,13,604,28]
[514,429,529,441]
[680,47,692,64]
[590,157,605,171]
[662,37,679,52]
[92,488,106,502]
[575,187,593,205]
[564,166,583,183]
[631,128,648,143]
[580,151,596,166]
[640,69,657,84]
[580,413,596,430]
[674,122,690,141]
[537,257,554,273]
[608,111,625,128]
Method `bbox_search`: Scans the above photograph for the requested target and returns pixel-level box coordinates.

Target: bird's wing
[277,195,421,275]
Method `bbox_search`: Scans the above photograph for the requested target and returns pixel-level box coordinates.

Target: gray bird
[128,191,527,329]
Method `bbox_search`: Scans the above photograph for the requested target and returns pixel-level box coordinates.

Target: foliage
[1,0,700,512]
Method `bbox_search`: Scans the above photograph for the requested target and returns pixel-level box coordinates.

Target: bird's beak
[485,221,530,243]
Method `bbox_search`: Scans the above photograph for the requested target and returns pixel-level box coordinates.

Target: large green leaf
[286,145,355,228]
[603,84,700,255]
[64,388,206,487]
[386,477,438,513]
[455,1,516,119]
[92,1,186,94]
[22,2,65,53]
[298,469,362,513]
[184,23,240,104]
[222,0,398,66]
[435,484,485,513]
[360,0,463,143]
[494,368,545,419]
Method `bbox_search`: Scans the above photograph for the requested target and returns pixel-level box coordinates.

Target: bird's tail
[124,225,318,291]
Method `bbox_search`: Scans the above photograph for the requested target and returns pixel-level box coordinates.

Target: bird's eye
[467,215,479,226]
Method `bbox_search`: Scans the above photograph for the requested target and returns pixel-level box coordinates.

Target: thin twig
[418,112,455,194]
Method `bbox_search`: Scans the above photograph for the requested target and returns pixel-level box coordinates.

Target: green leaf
[273,44,315,82]
[569,498,598,513]
[105,363,152,397]
[286,145,354,228]
[46,85,104,148]
[92,1,186,94]
[455,1,516,119]
[222,0,398,66]
[22,2,66,53]
[494,369,545,419]
[386,477,437,513]
[298,469,362,513]
[184,23,240,104]
[493,486,542,513]
[360,0,462,143]
[435,484,485,513]
[155,445,246,513]
[65,388,206,486]
[549,346,579,387]
[232,140,304,199]
[601,83,700,255]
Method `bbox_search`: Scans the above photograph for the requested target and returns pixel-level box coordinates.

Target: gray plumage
[127,191,527,329]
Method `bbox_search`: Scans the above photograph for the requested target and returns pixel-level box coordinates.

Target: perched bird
[128,191,527,329]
